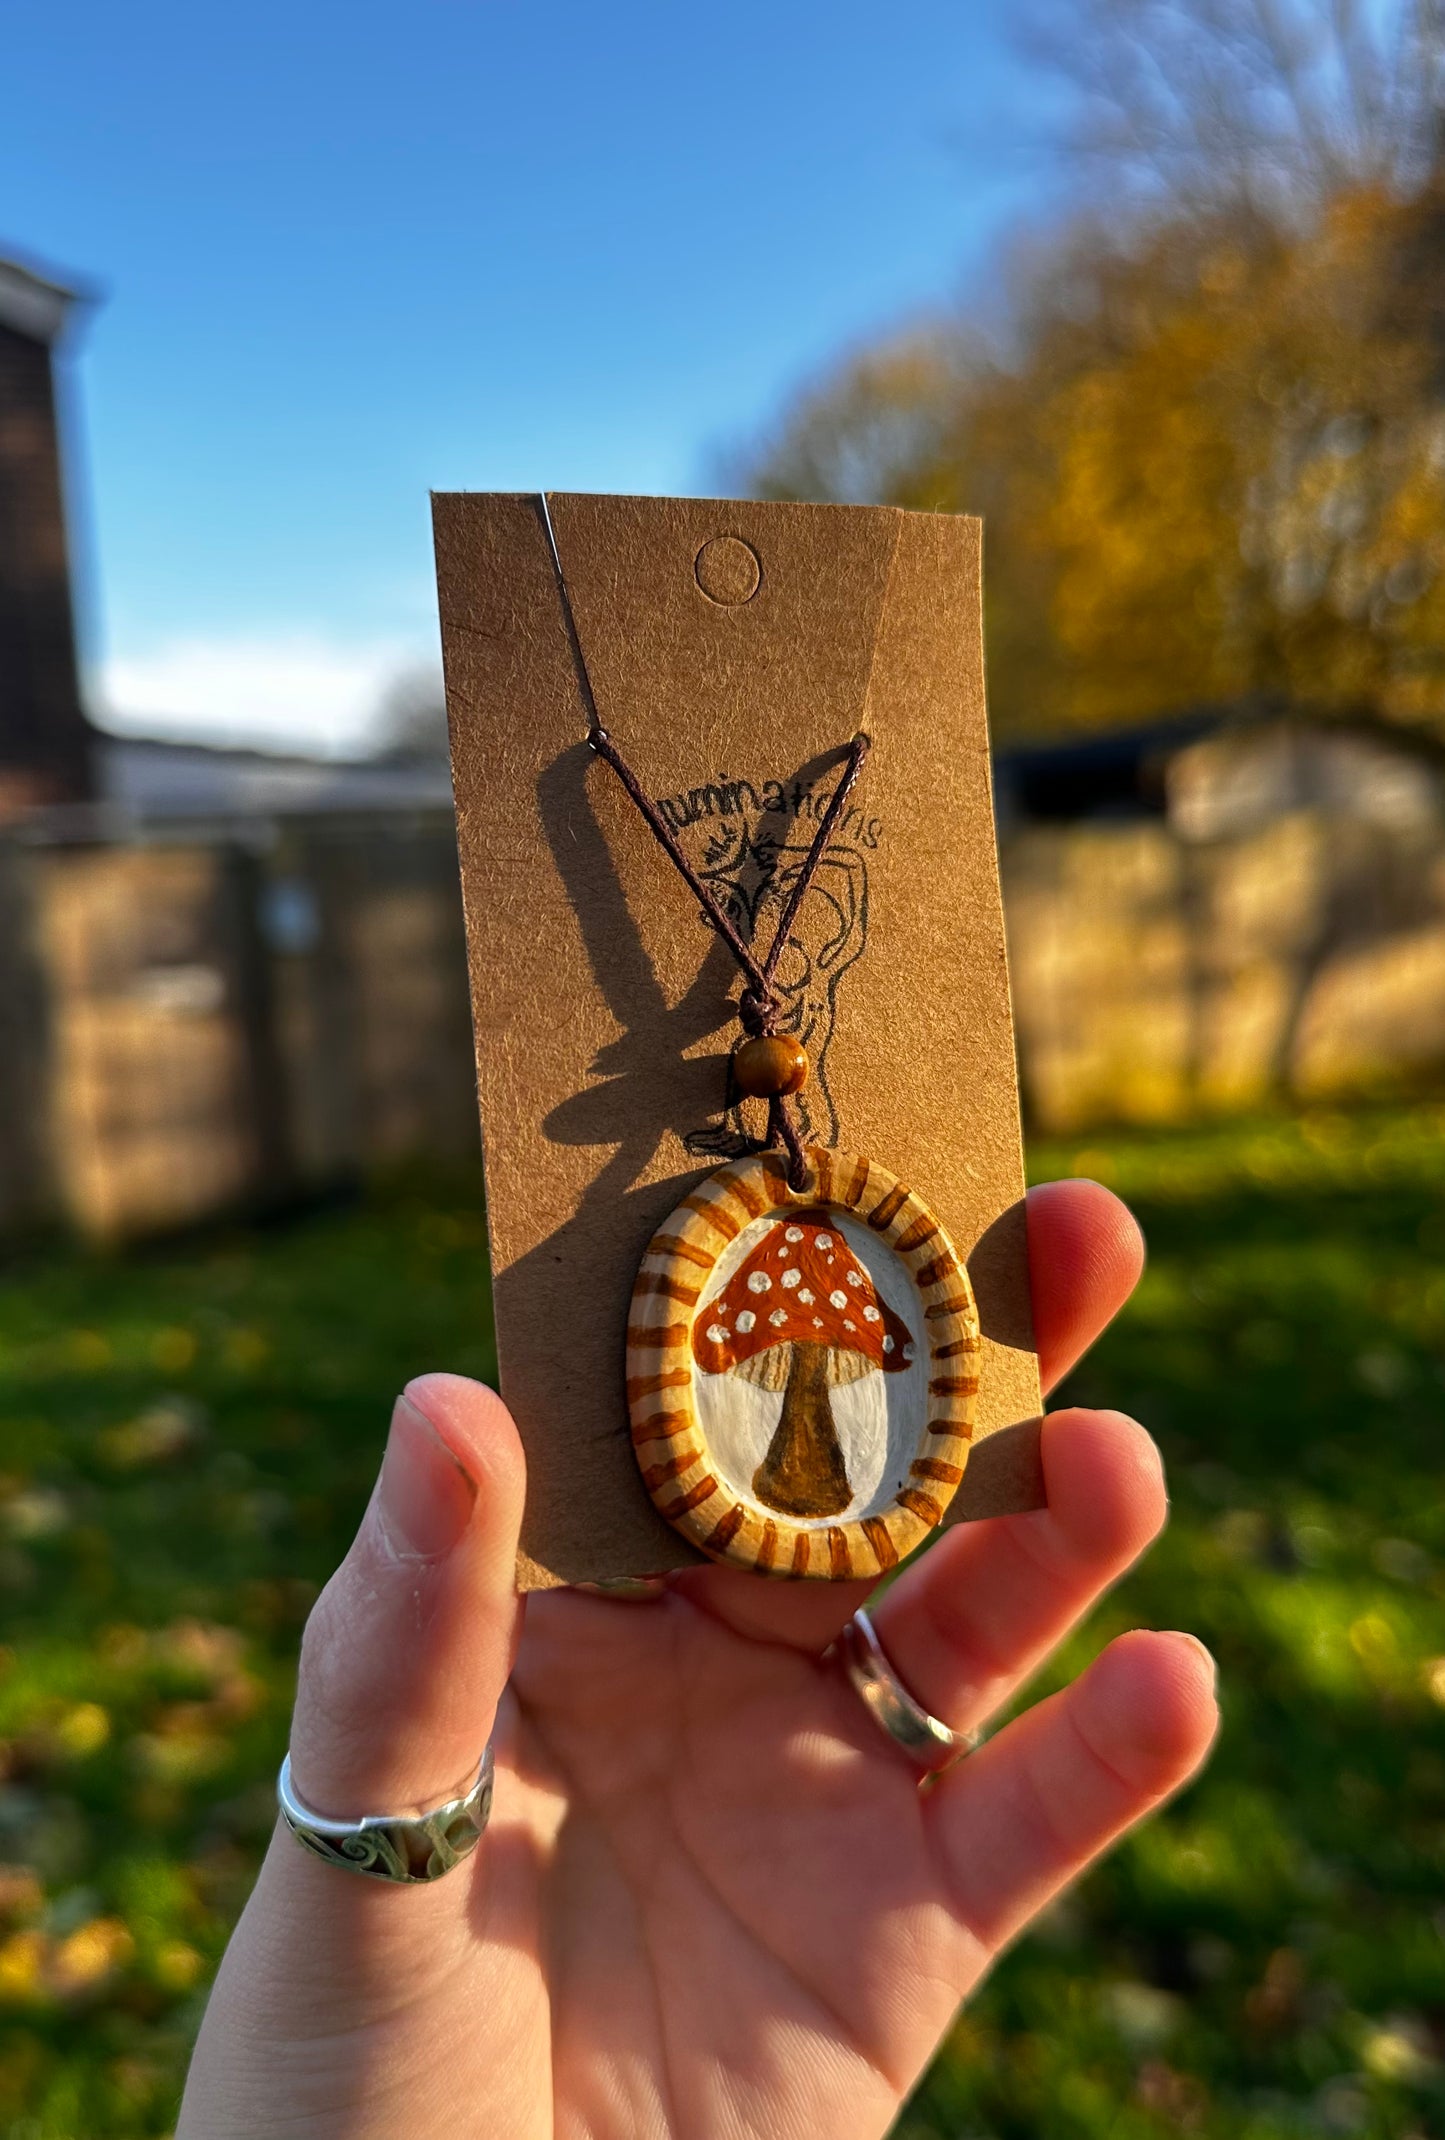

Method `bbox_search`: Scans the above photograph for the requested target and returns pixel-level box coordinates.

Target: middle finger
[865,1405,1167,1745]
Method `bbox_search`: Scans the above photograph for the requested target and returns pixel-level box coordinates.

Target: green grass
[1,1110,1444,2137]
[0,1178,496,2137]
[906,1105,1445,2140]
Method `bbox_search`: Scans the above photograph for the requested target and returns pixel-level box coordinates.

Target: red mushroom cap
[693,1209,914,1380]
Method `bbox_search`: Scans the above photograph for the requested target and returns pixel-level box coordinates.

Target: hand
[178,1181,1217,2140]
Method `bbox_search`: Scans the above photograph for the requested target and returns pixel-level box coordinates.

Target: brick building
[0,254,93,818]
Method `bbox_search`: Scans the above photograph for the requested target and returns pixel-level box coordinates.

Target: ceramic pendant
[628,1148,980,1578]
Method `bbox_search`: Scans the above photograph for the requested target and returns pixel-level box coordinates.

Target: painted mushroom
[692,1209,915,1520]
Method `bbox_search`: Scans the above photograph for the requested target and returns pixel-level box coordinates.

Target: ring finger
[865,1403,1168,1748]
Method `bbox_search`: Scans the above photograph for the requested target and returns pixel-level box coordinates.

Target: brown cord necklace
[590,726,870,1193]
[540,495,981,1580]
[541,494,869,1190]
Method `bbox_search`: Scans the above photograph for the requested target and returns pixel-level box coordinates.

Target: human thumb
[287,1372,526,1818]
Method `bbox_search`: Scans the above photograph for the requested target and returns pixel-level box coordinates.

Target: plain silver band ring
[277,1745,495,1883]
[839,1607,981,1776]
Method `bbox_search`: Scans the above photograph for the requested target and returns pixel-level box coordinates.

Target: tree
[995,186,1445,736]
[743,336,975,512]
[364,662,450,762]
[737,0,1445,745]
[1025,0,1445,224]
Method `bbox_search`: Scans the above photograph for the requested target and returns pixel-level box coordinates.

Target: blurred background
[2,1,1445,2134]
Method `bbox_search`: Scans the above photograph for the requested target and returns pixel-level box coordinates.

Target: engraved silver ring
[277,1745,495,1883]
[838,1606,982,1777]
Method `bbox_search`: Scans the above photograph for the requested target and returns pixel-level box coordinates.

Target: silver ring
[277,1745,494,1883]
[838,1607,981,1776]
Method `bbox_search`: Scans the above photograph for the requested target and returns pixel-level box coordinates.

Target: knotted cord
[538,494,871,1188]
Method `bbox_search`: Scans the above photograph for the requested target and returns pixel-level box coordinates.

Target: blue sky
[5,1,1048,753]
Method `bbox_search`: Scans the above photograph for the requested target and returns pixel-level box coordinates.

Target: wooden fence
[0,813,478,1241]
[2,790,1443,1242]
[1007,805,1445,1131]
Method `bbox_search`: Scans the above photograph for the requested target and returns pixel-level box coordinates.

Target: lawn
[1,1106,1444,2137]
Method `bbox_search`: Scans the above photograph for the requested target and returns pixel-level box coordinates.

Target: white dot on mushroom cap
[797,1287,814,1305]
[846,1269,862,1287]
[863,1305,881,1323]
[844,1320,856,1332]
[829,1289,847,1310]
[736,1310,756,1334]
[813,1317,823,1327]
[780,1268,801,1289]
[768,1308,788,1327]
[882,1335,895,1353]
[903,1343,915,1362]
[815,1232,833,1249]
[747,1271,772,1294]
[785,1226,804,1242]
[705,1323,729,1344]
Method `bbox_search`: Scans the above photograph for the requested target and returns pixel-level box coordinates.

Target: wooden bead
[733,1034,808,1098]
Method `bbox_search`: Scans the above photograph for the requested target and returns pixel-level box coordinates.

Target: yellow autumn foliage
[748,185,1445,743]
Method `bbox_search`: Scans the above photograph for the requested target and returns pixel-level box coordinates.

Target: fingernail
[376,1393,477,1560]
[1171,1630,1218,1693]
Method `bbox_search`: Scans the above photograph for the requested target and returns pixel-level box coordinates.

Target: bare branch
[1021,0,1445,222]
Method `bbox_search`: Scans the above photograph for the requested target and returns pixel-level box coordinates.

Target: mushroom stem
[751,1341,852,1519]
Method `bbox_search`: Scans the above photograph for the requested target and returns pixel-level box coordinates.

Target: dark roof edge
[0,250,102,346]
[995,698,1445,773]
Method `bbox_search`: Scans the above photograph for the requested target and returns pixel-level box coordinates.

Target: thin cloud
[95,634,430,759]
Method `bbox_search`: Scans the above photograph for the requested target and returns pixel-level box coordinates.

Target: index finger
[1029,1178,1144,1393]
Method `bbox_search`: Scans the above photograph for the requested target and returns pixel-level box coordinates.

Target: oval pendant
[627,1149,980,1578]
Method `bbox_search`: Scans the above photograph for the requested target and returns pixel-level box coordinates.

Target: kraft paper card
[432,492,1042,1590]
